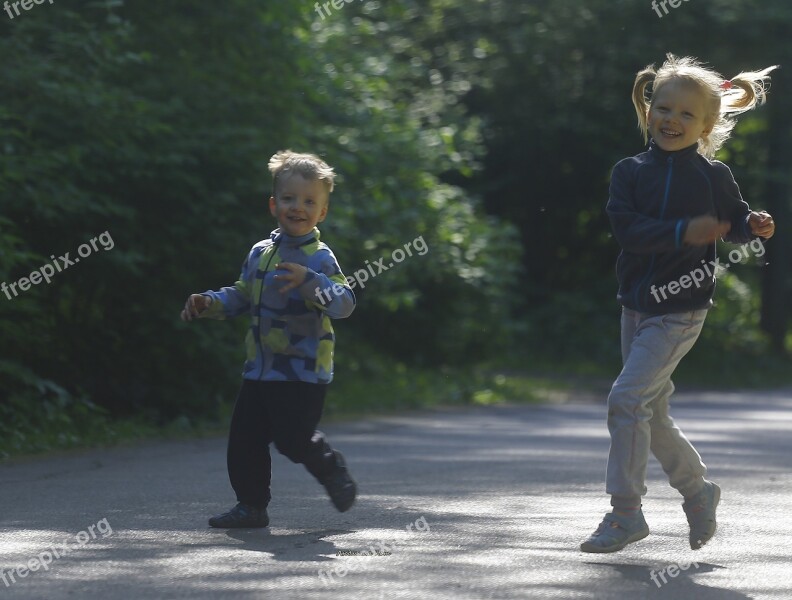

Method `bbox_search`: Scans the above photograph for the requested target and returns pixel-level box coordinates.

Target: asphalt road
[1,388,791,599]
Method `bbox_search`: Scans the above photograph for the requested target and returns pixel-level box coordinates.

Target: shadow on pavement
[223,528,354,562]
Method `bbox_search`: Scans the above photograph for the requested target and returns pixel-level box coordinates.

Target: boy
[181,150,357,528]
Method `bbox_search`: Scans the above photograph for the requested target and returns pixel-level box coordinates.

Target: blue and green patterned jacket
[201,227,355,383]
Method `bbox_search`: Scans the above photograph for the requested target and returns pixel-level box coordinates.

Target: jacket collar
[270,227,320,247]
[648,140,700,163]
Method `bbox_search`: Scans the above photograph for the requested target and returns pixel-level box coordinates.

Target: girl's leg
[649,380,707,498]
[606,309,707,508]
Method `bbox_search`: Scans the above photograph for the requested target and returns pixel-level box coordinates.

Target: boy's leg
[648,379,707,498]
[227,379,274,508]
[606,309,707,507]
[268,381,336,479]
[269,381,356,511]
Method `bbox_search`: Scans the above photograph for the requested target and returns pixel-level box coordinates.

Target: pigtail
[721,66,778,114]
[632,66,657,143]
[632,54,777,157]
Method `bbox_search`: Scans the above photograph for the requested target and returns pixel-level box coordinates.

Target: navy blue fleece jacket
[607,141,755,314]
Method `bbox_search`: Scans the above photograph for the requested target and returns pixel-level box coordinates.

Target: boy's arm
[606,161,688,253]
[297,250,356,319]
[300,271,356,319]
[200,250,256,319]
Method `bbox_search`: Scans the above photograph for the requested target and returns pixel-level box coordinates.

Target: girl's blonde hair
[632,54,777,158]
[268,150,336,195]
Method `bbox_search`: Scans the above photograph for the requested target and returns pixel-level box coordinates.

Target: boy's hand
[274,263,308,294]
[683,216,731,245]
[181,294,212,321]
[749,210,775,239]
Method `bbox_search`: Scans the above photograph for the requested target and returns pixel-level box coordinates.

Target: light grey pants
[606,307,708,509]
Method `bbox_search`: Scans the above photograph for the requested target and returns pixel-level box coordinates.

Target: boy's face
[269,174,329,237]
[648,81,713,152]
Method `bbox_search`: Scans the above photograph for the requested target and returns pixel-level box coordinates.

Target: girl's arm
[710,161,754,244]
[748,211,775,239]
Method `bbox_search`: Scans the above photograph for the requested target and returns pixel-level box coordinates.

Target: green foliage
[1,0,790,458]
[0,362,112,459]
[705,271,766,351]
[326,342,567,417]
[0,0,520,457]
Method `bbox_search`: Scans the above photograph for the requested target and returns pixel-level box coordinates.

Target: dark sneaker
[580,511,650,553]
[683,480,721,550]
[320,451,357,512]
[208,503,269,528]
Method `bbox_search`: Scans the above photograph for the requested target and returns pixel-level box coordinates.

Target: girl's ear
[269,196,277,216]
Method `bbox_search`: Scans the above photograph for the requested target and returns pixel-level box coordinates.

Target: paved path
[1,389,791,599]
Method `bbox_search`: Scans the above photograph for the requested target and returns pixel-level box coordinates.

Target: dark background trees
[1,0,789,457]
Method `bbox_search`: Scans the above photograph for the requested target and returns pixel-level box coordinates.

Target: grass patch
[0,392,233,463]
[0,364,575,461]
[324,361,592,420]
[3,342,789,462]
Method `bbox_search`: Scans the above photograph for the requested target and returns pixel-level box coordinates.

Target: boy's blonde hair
[632,54,777,158]
[268,150,336,196]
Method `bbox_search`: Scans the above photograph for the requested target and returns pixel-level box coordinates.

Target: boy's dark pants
[227,379,337,508]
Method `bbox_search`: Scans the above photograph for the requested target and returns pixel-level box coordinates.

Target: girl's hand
[683,216,732,245]
[749,210,775,239]
[274,263,308,293]
[181,294,212,321]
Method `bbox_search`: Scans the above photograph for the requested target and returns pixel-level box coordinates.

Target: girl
[581,54,777,553]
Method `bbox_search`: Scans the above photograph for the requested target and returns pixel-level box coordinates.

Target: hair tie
[720,80,733,90]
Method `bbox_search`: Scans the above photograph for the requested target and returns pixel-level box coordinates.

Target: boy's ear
[269,196,277,216]
[317,200,329,223]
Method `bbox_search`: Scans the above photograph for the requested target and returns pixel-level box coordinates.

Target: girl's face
[648,80,713,152]
[269,174,329,237]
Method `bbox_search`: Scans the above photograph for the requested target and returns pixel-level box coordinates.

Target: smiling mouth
[661,128,682,137]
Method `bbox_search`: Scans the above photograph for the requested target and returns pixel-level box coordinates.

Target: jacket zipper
[634,156,674,311]
[660,157,674,218]
[255,240,280,380]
